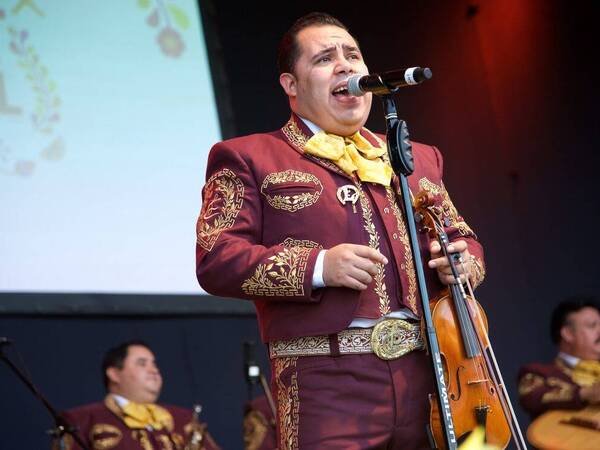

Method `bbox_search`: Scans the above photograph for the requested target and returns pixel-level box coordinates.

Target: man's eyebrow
[312,44,361,61]
[312,46,336,61]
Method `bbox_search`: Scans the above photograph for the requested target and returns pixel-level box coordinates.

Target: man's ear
[561,325,574,344]
[106,367,121,386]
[279,73,297,97]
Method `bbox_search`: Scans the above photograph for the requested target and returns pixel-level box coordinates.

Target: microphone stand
[243,341,276,421]
[0,338,89,450]
[379,95,457,450]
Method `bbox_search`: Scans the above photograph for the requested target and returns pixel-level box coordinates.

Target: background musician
[518,297,600,419]
[53,340,220,450]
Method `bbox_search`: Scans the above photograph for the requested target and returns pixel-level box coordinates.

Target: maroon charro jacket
[517,358,586,419]
[196,114,484,342]
[54,396,220,450]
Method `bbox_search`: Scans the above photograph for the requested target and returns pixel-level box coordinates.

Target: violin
[414,191,527,449]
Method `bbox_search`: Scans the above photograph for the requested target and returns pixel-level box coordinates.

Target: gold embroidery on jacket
[281,238,322,249]
[470,255,486,289]
[385,187,418,313]
[356,182,391,315]
[197,168,244,251]
[241,246,312,296]
[282,118,308,149]
[132,430,153,450]
[261,170,323,212]
[275,356,299,450]
[541,377,576,403]
[518,373,545,396]
[244,409,269,450]
[156,435,173,450]
[418,178,474,237]
[170,433,184,449]
[89,424,122,450]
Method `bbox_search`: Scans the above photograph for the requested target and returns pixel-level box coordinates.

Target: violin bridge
[466,378,488,385]
[475,405,490,427]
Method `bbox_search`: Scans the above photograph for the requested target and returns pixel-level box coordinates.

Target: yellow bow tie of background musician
[572,359,600,387]
[304,130,393,186]
[121,402,172,430]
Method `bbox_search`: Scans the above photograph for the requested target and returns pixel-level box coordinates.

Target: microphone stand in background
[0,337,89,450]
[243,341,276,420]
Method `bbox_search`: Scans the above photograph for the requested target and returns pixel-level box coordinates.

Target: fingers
[353,254,381,277]
[429,240,467,260]
[448,240,468,253]
[432,257,467,284]
[347,268,373,289]
[353,245,388,265]
[429,240,442,255]
[438,272,468,285]
[428,240,471,286]
[323,244,387,291]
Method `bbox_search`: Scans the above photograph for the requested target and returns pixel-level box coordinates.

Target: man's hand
[580,383,600,404]
[323,244,388,291]
[428,240,472,285]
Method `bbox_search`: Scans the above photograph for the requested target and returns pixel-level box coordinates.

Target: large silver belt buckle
[371,319,420,360]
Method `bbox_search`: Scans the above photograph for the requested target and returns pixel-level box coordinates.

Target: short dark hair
[101,340,151,391]
[277,12,355,75]
[550,296,600,344]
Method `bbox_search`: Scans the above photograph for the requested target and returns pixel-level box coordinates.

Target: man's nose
[335,56,354,74]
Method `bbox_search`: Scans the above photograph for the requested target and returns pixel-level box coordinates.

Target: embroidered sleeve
[518,367,585,418]
[470,254,486,289]
[241,246,313,297]
[418,146,486,290]
[541,377,578,403]
[196,143,321,302]
[418,177,475,238]
[196,168,244,252]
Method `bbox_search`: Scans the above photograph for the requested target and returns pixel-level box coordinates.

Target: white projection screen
[0,1,221,298]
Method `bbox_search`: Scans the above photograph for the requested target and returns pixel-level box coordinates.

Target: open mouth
[332,85,350,97]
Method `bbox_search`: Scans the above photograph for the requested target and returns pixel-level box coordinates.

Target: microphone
[347,67,432,96]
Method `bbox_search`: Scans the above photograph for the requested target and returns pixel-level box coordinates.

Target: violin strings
[459,257,529,450]
[434,221,487,409]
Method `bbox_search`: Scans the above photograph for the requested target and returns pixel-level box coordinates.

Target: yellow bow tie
[304,130,393,186]
[572,359,600,387]
[121,402,172,430]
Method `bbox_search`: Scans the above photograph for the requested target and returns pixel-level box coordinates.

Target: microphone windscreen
[347,74,366,97]
[421,67,432,80]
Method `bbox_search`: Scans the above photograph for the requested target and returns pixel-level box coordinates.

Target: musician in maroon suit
[518,298,600,419]
[53,341,220,450]
[196,12,485,450]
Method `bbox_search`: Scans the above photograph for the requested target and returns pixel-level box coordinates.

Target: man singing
[196,12,484,449]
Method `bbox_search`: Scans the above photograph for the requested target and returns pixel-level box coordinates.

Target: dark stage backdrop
[1,1,599,449]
